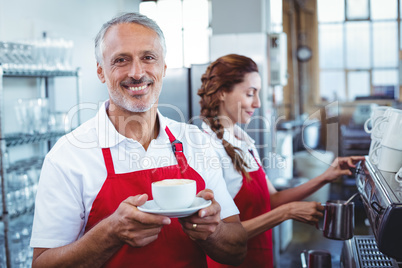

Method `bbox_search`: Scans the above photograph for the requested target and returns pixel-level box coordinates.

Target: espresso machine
[340,157,402,268]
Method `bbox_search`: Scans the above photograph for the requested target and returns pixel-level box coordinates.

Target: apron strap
[165,126,189,174]
[101,148,116,175]
[101,128,189,176]
[249,149,262,169]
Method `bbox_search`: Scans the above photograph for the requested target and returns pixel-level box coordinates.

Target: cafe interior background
[0,0,402,267]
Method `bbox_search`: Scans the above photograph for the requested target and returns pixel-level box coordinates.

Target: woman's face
[218,71,261,126]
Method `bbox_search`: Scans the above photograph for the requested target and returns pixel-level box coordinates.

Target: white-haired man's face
[97,23,167,114]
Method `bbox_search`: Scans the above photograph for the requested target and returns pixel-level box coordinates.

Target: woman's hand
[287,201,324,225]
[322,156,365,182]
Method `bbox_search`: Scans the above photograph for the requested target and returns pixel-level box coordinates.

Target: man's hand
[32,194,172,268]
[178,189,221,241]
[107,194,171,247]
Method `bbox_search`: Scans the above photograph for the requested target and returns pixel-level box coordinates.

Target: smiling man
[30,13,247,268]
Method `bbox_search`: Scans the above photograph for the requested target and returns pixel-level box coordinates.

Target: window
[140,0,210,68]
[270,0,284,103]
[270,0,283,33]
[318,0,399,101]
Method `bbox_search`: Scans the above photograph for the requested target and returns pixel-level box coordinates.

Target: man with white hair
[30,12,247,267]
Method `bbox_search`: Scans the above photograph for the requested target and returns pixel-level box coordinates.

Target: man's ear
[163,62,167,77]
[97,63,105,83]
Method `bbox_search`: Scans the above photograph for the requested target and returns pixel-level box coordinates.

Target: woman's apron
[208,150,273,268]
[84,126,208,267]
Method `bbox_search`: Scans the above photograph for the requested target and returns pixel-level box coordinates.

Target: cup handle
[369,146,381,165]
[364,118,372,133]
[300,250,308,268]
[316,203,326,231]
[395,168,402,183]
[372,116,389,140]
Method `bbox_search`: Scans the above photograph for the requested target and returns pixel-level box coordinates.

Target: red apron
[84,126,208,267]
[208,150,273,268]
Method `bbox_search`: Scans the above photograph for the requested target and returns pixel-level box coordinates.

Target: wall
[282,0,319,120]
[0,0,141,123]
[211,0,266,34]
[210,0,274,154]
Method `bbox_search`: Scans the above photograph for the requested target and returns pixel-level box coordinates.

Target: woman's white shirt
[202,122,262,198]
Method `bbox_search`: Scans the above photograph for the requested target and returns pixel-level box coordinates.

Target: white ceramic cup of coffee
[152,179,196,210]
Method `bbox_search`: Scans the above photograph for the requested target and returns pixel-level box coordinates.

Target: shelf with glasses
[2,131,66,147]
[7,206,35,221]
[0,39,82,266]
[1,67,79,78]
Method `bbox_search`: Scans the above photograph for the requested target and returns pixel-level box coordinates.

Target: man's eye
[247,94,254,97]
[115,58,126,63]
[144,55,155,60]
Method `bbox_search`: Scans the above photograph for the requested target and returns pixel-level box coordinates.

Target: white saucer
[138,197,212,218]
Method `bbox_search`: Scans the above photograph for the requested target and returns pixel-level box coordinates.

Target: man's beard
[110,91,158,113]
[111,78,160,113]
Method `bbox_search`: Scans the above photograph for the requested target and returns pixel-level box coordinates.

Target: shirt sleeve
[195,140,240,220]
[30,156,85,248]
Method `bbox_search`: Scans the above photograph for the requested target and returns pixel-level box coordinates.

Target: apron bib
[208,150,273,268]
[85,127,208,268]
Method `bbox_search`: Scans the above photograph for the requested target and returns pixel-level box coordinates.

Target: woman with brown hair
[198,54,364,268]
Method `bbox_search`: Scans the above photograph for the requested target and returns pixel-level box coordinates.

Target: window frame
[139,0,212,68]
[318,0,401,102]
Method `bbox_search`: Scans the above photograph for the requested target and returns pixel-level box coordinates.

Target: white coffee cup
[376,146,402,173]
[364,106,391,135]
[380,108,402,150]
[369,139,382,165]
[367,107,394,140]
[152,179,196,210]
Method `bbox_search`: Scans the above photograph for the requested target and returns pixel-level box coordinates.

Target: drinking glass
[48,111,70,132]
[29,98,50,134]
[15,99,34,135]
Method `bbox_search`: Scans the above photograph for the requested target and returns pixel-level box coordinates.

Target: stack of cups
[364,106,391,164]
[365,107,402,173]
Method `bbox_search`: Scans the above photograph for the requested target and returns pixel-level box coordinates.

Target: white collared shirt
[30,100,239,248]
[201,122,262,198]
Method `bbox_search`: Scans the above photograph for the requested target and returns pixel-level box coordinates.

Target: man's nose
[128,59,145,80]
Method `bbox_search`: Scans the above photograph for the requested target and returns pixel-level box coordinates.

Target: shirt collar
[155,111,170,144]
[233,124,255,145]
[96,100,170,148]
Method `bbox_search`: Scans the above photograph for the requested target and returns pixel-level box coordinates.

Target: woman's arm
[269,156,365,208]
[239,156,364,239]
[241,201,324,239]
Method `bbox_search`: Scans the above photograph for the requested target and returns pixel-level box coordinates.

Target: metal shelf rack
[0,65,82,267]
